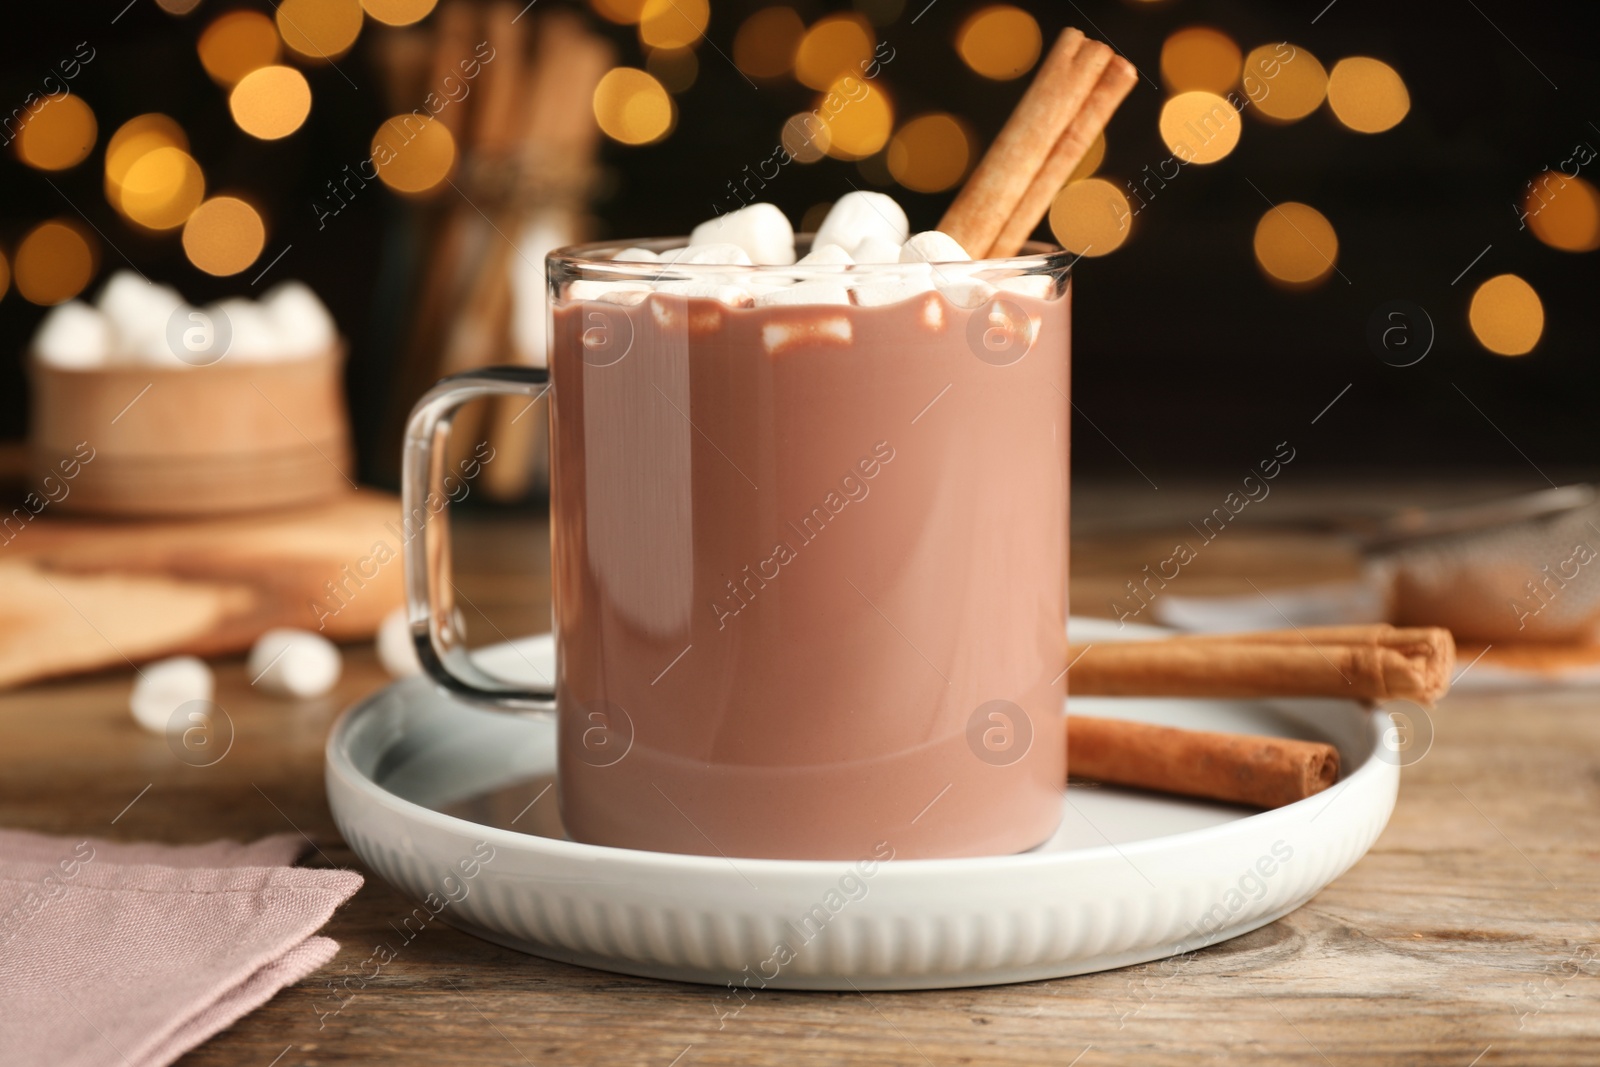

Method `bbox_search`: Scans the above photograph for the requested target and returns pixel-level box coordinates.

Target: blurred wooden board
[0,490,404,690]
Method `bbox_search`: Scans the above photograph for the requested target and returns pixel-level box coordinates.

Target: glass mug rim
[546,237,1075,283]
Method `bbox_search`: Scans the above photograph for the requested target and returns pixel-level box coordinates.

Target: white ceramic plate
[325,618,1398,990]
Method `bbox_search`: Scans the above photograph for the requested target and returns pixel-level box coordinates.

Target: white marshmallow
[568,280,651,305]
[756,282,852,307]
[656,280,753,306]
[812,192,909,257]
[761,315,853,355]
[672,242,753,266]
[376,607,421,679]
[938,278,999,308]
[850,277,936,307]
[900,230,971,264]
[248,628,342,699]
[206,299,280,362]
[852,235,903,264]
[263,281,337,356]
[130,656,215,734]
[32,302,112,368]
[97,272,183,360]
[996,275,1057,300]
[795,243,854,266]
[690,203,795,265]
[612,247,660,262]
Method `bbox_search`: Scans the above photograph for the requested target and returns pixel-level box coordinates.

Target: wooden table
[3,482,1597,1066]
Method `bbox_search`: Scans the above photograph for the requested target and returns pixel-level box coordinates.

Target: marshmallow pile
[33,271,338,370]
[567,192,1056,314]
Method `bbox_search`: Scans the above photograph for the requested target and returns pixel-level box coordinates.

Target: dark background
[2,0,1595,489]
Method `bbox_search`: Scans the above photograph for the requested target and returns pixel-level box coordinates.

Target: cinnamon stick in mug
[1068,715,1339,809]
[1066,624,1455,705]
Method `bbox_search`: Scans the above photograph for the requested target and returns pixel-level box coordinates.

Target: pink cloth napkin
[0,828,362,1067]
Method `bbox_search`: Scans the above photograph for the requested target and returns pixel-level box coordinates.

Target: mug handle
[403,366,556,714]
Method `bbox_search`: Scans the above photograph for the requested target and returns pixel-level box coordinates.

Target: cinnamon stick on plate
[1068,716,1340,809]
[1066,624,1456,706]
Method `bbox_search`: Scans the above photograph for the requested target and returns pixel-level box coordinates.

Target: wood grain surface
[0,490,405,689]
[1,489,1596,1067]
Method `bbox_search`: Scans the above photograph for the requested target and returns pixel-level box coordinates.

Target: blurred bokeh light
[1523,173,1600,252]
[956,6,1042,81]
[795,14,874,91]
[276,0,364,62]
[590,0,649,26]
[734,7,803,80]
[782,113,830,163]
[183,196,267,276]
[1327,57,1409,133]
[646,47,698,93]
[638,0,709,50]
[1160,27,1241,94]
[361,0,439,27]
[1246,43,1326,123]
[119,147,206,230]
[1159,91,1241,164]
[1253,202,1338,286]
[14,220,96,305]
[198,11,282,86]
[14,96,97,172]
[372,116,458,192]
[1069,131,1106,182]
[817,78,892,159]
[592,68,675,146]
[229,66,313,140]
[1050,177,1132,257]
[887,113,971,192]
[1470,274,1544,355]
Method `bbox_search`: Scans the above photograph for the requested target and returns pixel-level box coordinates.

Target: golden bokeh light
[647,47,699,93]
[373,115,458,192]
[734,7,804,79]
[782,112,831,163]
[361,0,438,26]
[0,249,10,301]
[105,114,187,185]
[1049,178,1132,257]
[14,95,97,171]
[590,0,649,25]
[956,6,1042,81]
[1069,131,1106,182]
[817,78,892,160]
[1254,202,1338,286]
[198,11,282,85]
[156,0,203,13]
[887,113,971,193]
[638,0,708,50]
[119,147,205,230]
[1470,274,1544,356]
[800,201,833,235]
[183,196,267,276]
[1245,43,1326,122]
[229,66,313,140]
[1524,173,1600,252]
[592,68,675,146]
[14,221,96,305]
[277,0,364,62]
[1161,27,1241,94]
[1159,91,1241,164]
[794,14,875,91]
[1327,56,1409,133]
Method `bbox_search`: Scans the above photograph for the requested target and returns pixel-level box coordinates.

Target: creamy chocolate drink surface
[548,282,1070,860]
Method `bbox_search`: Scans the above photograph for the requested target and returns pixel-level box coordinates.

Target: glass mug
[404,238,1072,860]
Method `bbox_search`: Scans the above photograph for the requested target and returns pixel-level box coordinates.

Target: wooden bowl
[27,346,353,517]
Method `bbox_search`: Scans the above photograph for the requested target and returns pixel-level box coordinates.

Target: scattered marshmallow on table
[901,230,972,264]
[130,656,216,734]
[33,302,113,368]
[248,628,342,699]
[689,202,795,265]
[376,607,421,679]
[812,191,909,257]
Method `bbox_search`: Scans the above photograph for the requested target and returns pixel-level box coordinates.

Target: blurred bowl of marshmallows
[27,272,353,517]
